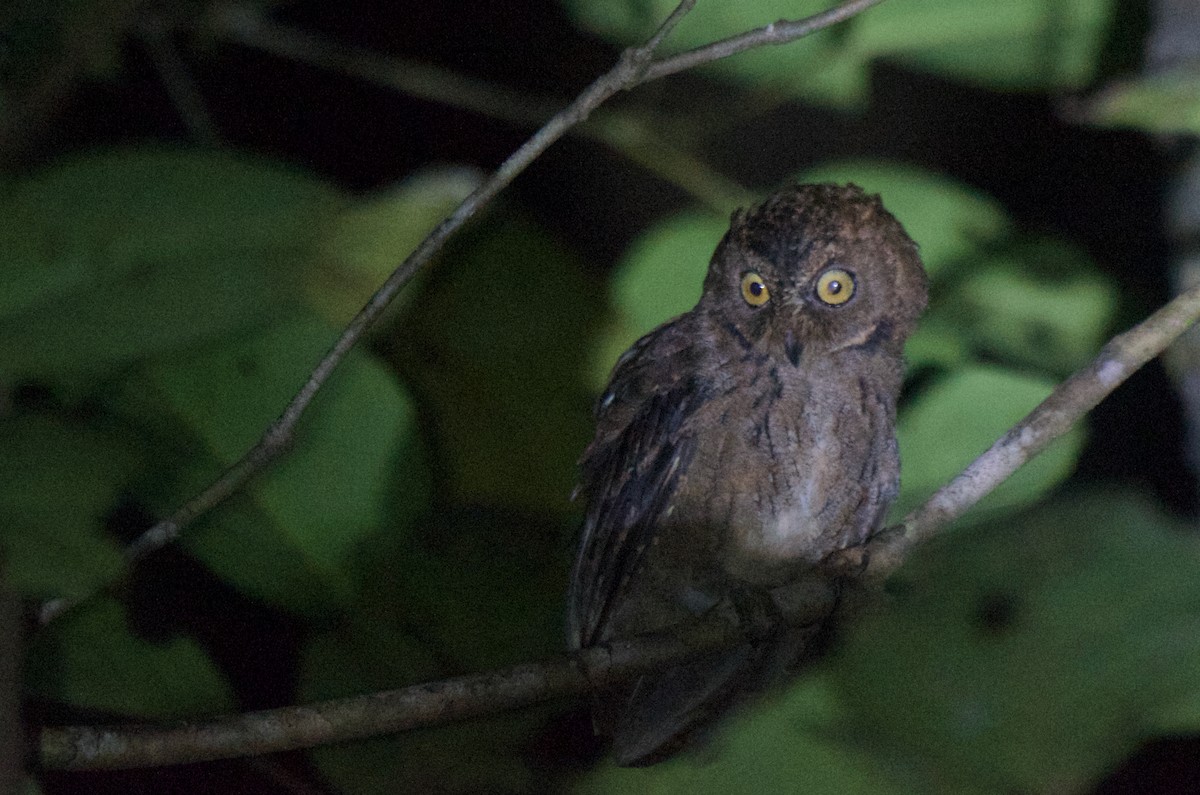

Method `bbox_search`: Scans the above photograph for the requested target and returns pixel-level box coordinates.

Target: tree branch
[860,279,1200,579]
[643,0,887,82]
[39,0,890,625]
[34,235,1200,772]
[39,579,837,769]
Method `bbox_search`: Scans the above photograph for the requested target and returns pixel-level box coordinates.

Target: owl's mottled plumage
[567,184,928,765]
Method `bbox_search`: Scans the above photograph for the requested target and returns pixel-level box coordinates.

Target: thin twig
[40,0,886,625]
[644,0,887,82]
[40,578,836,769]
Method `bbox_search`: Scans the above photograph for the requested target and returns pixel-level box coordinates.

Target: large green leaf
[111,317,428,616]
[854,0,1114,92]
[1086,67,1200,135]
[0,148,342,389]
[941,238,1117,377]
[0,414,136,599]
[27,597,234,717]
[833,492,1200,793]
[895,366,1084,521]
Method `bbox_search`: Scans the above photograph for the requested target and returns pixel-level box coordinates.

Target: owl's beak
[783,328,803,367]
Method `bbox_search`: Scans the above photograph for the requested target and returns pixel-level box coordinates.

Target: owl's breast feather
[696,358,899,584]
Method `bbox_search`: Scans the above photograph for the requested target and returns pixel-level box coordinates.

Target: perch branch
[39,579,836,769]
[39,0,890,625]
[41,274,1200,770]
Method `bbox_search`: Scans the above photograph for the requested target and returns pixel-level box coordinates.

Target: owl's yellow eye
[815,268,855,306]
[740,272,770,306]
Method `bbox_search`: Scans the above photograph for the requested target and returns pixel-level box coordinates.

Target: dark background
[13,0,1197,791]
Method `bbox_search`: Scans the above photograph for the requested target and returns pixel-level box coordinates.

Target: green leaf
[903,315,973,371]
[560,0,871,106]
[392,211,600,515]
[0,414,135,599]
[576,676,912,795]
[854,0,1114,92]
[307,166,480,324]
[0,148,342,388]
[589,210,725,389]
[112,317,428,616]
[942,238,1117,377]
[1086,67,1200,135]
[833,492,1200,793]
[797,162,1011,280]
[895,366,1084,521]
[27,597,234,717]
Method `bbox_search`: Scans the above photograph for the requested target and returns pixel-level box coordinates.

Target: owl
[567,183,928,764]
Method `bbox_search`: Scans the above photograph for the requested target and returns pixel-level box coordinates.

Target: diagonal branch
[860,279,1200,579]
[39,0,892,625]
[38,281,1200,770]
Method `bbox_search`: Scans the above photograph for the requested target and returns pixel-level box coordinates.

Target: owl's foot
[726,584,784,643]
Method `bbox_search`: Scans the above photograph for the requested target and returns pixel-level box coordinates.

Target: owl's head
[700,183,928,365]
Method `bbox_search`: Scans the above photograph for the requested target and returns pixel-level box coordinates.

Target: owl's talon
[727,584,782,643]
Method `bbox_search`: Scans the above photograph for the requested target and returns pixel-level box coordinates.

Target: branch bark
[40,579,837,770]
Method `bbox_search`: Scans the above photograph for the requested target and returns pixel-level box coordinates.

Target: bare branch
[40,578,835,770]
[39,0,887,624]
[644,0,888,82]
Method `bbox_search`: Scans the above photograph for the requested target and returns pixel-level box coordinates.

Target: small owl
[567,183,928,765]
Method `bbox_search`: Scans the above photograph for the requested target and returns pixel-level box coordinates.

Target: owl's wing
[567,323,707,650]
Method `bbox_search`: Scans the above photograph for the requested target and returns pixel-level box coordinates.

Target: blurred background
[4,0,1200,792]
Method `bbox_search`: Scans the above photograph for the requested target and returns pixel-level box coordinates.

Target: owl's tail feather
[607,645,754,766]
[602,624,817,766]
